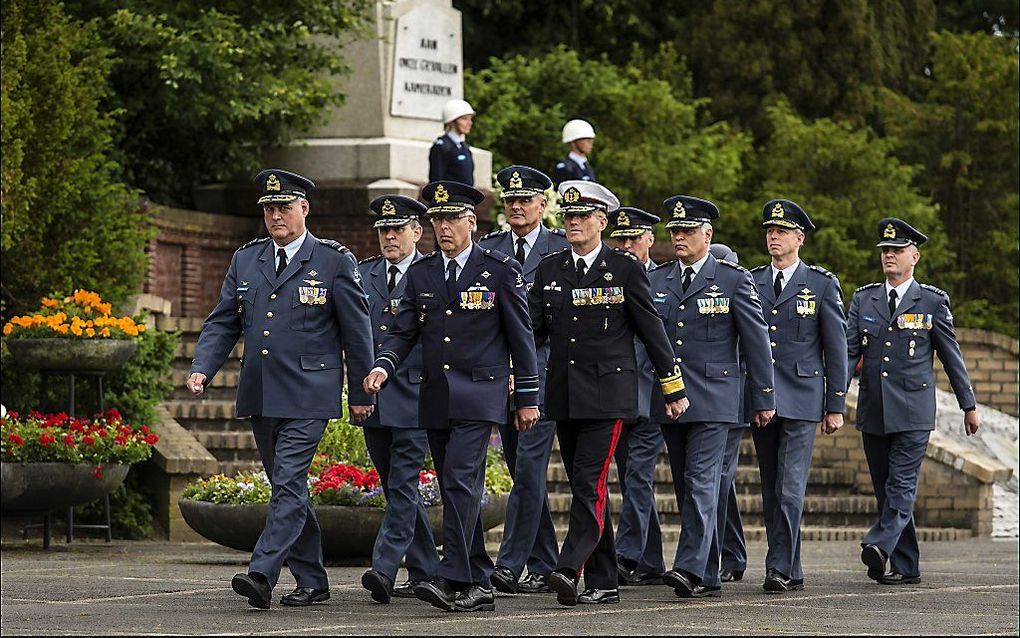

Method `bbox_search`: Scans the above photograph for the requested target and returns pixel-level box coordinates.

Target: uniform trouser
[862,429,930,579]
[427,421,495,588]
[614,417,666,574]
[496,417,559,577]
[555,419,624,590]
[363,426,439,583]
[751,418,816,580]
[718,427,747,573]
[249,417,329,590]
[660,421,728,588]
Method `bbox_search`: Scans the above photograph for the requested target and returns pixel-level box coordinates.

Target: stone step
[155,315,207,333]
[171,369,241,388]
[545,463,856,489]
[217,460,265,476]
[176,417,252,433]
[193,430,258,452]
[544,493,876,517]
[165,399,239,421]
[177,340,244,360]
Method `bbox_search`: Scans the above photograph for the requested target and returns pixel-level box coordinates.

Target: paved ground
[1,539,1016,635]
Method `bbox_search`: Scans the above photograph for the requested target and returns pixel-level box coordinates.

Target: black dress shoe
[231,572,271,610]
[490,565,519,594]
[762,569,804,593]
[280,586,330,606]
[414,577,460,611]
[719,568,744,582]
[878,571,921,585]
[547,570,578,607]
[662,569,696,597]
[861,544,887,581]
[616,557,635,583]
[392,580,422,598]
[361,569,393,604]
[676,584,722,598]
[453,585,495,612]
[578,588,620,604]
[518,573,551,594]
[623,569,663,586]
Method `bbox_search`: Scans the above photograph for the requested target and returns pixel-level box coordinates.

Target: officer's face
[564,211,607,249]
[572,138,594,155]
[671,225,712,263]
[881,245,920,279]
[452,114,473,136]
[431,213,475,256]
[378,222,423,263]
[263,199,308,245]
[615,231,654,263]
[503,195,546,233]
[765,226,804,258]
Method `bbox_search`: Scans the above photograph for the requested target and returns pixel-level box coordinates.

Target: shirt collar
[568,151,588,168]
[571,242,603,270]
[771,259,801,284]
[387,251,416,275]
[446,131,465,145]
[512,224,543,249]
[885,277,914,300]
[442,244,472,272]
[274,230,306,262]
[679,251,710,276]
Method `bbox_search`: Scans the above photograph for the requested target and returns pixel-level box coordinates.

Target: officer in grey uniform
[357,195,440,604]
[748,200,848,592]
[848,218,979,585]
[607,207,666,586]
[648,195,775,599]
[187,169,376,609]
[480,165,568,595]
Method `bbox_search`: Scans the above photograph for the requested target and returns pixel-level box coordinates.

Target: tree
[935,0,1020,36]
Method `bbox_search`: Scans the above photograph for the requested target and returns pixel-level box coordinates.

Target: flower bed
[3,290,146,340]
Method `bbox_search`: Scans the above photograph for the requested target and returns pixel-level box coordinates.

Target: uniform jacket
[529,245,685,422]
[648,253,775,424]
[191,232,375,419]
[551,156,596,186]
[428,135,475,185]
[847,280,976,434]
[749,261,848,422]
[357,252,425,429]
[634,259,657,419]
[375,244,539,429]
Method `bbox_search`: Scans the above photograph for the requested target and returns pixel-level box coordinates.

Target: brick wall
[934,328,1019,417]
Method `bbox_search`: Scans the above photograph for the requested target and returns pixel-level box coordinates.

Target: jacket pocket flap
[597,359,636,376]
[705,362,739,378]
[300,353,342,371]
[407,367,424,384]
[472,364,511,381]
[796,361,822,377]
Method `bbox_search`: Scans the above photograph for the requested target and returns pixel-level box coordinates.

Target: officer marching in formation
[428,99,476,185]
[648,195,775,599]
[848,218,980,585]
[356,196,440,603]
[529,180,690,607]
[363,180,540,613]
[187,169,376,609]
[748,200,848,592]
[480,166,569,595]
[607,207,667,586]
[552,119,597,186]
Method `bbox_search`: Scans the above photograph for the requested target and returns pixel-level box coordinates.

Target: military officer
[363,181,540,613]
[357,195,440,604]
[607,207,666,586]
[428,99,476,185]
[530,180,689,607]
[747,200,848,592]
[552,119,597,186]
[480,165,568,595]
[648,195,775,599]
[187,169,376,609]
[848,218,979,585]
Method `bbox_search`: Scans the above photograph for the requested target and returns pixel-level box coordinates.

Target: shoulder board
[317,238,350,253]
[749,264,768,273]
[555,161,566,168]
[541,247,570,261]
[920,283,949,298]
[358,254,383,265]
[238,237,270,251]
[421,251,440,259]
[611,247,638,261]
[650,260,677,273]
[718,259,748,272]
[550,227,566,236]
[434,138,445,145]
[808,264,837,279]
[480,229,508,241]
[481,248,512,263]
[854,282,882,293]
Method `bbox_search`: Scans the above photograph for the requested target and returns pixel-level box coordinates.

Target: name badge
[571,287,624,306]
[697,297,730,314]
[460,290,496,310]
[897,313,932,330]
[796,300,816,316]
[298,286,327,305]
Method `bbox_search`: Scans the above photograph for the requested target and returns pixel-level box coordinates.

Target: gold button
[677,358,683,363]
[677,322,683,327]
[770,326,777,331]
[573,316,578,321]
[679,305,685,311]
[267,311,274,318]
[616,367,621,372]
[261,349,268,355]
[444,336,451,342]
[772,309,778,315]
[885,341,892,347]
[443,364,450,370]
[723,370,728,375]
[882,371,888,377]
[263,330,270,336]
[446,310,453,316]
[570,338,576,343]
[771,358,776,363]
[380,325,388,331]
[270,294,277,300]
[676,340,683,346]
[770,341,777,347]
[320,363,325,368]
[569,360,575,365]
[883,356,889,362]
[888,327,893,331]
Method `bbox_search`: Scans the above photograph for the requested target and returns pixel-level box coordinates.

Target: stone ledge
[150,405,219,476]
[927,431,1013,484]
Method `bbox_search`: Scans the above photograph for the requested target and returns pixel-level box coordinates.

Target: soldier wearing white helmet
[429,99,476,185]
[552,119,597,187]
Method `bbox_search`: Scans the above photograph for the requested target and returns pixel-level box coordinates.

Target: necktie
[446,260,458,297]
[515,237,527,266]
[888,289,898,317]
[575,258,587,281]
[387,265,400,293]
[276,247,288,277]
[681,266,695,292]
[774,271,784,298]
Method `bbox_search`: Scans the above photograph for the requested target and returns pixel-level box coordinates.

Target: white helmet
[562,119,596,143]
[442,99,475,124]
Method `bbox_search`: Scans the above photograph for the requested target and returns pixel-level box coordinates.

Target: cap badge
[884,223,896,239]
[266,174,281,192]
[509,171,523,189]
[674,201,687,218]
[617,211,630,226]
[563,187,581,204]
[434,184,450,204]
[771,202,785,218]
[381,199,396,216]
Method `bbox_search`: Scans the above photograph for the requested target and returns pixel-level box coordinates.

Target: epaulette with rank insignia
[238,237,270,251]
[480,229,508,241]
[650,260,677,272]
[358,254,384,265]
[611,247,638,261]
[920,283,949,298]
[749,264,769,273]
[854,282,882,293]
[541,247,570,262]
[550,228,566,236]
[808,264,838,280]
[317,238,350,253]
[718,259,748,272]
[482,248,512,263]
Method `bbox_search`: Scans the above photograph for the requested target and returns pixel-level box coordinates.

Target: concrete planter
[178,493,508,559]
[7,338,137,371]
[0,463,130,511]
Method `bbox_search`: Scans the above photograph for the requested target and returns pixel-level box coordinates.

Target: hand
[515,406,540,431]
[186,372,207,397]
[820,411,844,435]
[964,409,980,436]
[665,397,689,421]
[508,374,515,393]
[363,370,388,395]
[753,409,776,428]
[349,405,374,424]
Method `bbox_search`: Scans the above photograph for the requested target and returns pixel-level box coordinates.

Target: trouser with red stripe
[554,418,624,590]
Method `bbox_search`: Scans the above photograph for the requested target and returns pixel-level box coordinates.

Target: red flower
[39,433,56,446]
[144,434,159,445]
[93,466,103,479]
[104,408,122,422]
[62,434,76,447]
[82,435,95,446]
[29,409,42,419]
[140,425,150,434]
[96,430,108,438]
[69,420,86,433]
[114,435,127,446]
[8,411,19,420]
[42,412,68,428]
[8,433,24,446]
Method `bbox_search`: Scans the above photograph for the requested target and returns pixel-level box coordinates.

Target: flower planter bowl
[7,339,138,372]
[0,462,130,512]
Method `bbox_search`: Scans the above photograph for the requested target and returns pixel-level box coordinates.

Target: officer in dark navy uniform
[187,169,376,609]
[428,99,476,185]
[356,195,440,604]
[607,207,666,586]
[480,166,568,596]
[848,218,979,585]
[747,200,848,592]
[648,195,775,599]
[363,180,540,613]
[552,119,597,186]
[530,181,689,607]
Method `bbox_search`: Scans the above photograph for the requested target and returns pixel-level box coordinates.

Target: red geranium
[62,433,76,447]
[82,435,95,446]
[144,434,160,445]
[8,433,24,446]
[39,433,56,446]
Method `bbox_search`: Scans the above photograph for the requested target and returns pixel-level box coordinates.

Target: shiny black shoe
[414,577,460,611]
[453,585,495,612]
[616,557,635,583]
[662,569,697,597]
[547,570,578,607]
[392,580,422,598]
[231,572,271,610]
[280,586,330,606]
[361,569,393,604]
[762,568,804,593]
[878,571,921,585]
[578,588,620,604]
[861,544,888,582]
[719,568,744,583]
[623,569,663,586]
[518,573,551,594]
[676,585,722,598]
[490,565,519,594]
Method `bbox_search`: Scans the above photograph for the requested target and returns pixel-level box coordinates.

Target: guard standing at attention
[428,99,476,185]
[552,119,597,186]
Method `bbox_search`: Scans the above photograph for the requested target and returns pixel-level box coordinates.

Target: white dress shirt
[511,224,542,263]
[386,251,416,288]
[770,259,802,293]
[273,230,307,271]
[568,151,589,170]
[885,278,915,311]
[441,245,472,281]
[571,242,603,273]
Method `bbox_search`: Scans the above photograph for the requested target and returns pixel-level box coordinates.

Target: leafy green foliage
[181,471,273,504]
[74,472,156,540]
[105,326,180,424]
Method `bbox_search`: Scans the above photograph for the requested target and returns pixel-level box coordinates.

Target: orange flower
[85,327,95,337]
[40,297,59,308]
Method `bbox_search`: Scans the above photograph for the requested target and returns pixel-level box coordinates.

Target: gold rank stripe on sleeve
[659,366,685,395]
